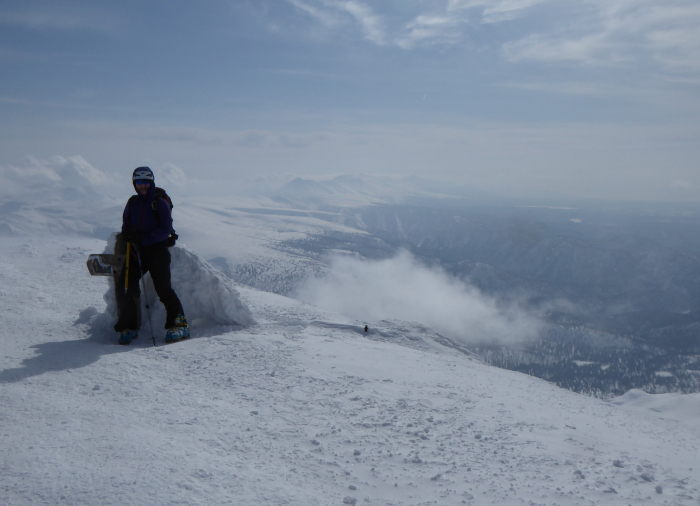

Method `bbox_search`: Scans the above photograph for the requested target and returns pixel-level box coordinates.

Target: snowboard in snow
[86,233,141,328]
[86,254,126,277]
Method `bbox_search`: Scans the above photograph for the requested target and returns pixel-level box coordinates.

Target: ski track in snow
[1,236,699,506]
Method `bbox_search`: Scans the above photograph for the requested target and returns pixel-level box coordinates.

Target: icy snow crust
[1,235,699,506]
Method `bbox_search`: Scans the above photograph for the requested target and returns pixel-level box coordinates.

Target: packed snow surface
[1,235,699,505]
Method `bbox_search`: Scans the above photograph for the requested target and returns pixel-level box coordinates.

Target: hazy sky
[1,0,699,200]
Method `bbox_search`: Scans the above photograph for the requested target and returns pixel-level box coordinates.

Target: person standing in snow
[113,167,189,345]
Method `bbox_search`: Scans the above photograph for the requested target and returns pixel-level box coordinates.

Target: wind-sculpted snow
[92,239,255,341]
[169,246,256,330]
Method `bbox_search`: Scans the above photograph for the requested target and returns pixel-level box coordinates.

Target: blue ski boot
[118,329,138,345]
[165,314,190,344]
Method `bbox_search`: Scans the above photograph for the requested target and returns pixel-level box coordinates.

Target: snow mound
[611,388,700,428]
[168,246,256,330]
[91,240,255,341]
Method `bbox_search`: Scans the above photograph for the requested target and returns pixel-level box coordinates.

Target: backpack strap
[151,196,160,220]
[127,194,162,223]
[127,191,177,247]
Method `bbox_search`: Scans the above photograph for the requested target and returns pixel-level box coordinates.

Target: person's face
[135,180,151,195]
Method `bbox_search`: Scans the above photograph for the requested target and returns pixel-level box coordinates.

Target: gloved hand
[126,232,143,247]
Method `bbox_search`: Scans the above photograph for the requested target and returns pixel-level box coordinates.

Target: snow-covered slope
[1,234,698,505]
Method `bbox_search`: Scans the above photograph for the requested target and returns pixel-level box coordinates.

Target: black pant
[114,243,184,331]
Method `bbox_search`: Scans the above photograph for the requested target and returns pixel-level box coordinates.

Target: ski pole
[133,243,157,347]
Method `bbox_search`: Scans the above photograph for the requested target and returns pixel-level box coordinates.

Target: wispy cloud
[340,1,385,44]
[395,0,554,48]
[396,14,464,49]
[500,80,630,96]
[286,0,341,29]
[279,0,700,75]
[503,0,700,72]
[447,0,554,23]
[285,0,386,44]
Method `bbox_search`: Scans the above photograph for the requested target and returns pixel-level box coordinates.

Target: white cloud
[648,26,700,70]
[58,155,110,186]
[503,0,700,72]
[479,0,554,23]
[339,1,385,44]
[280,0,700,75]
[285,0,385,43]
[286,0,341,29]
[503,32,615,65]
[394,0,556,47]
[159,163,187,187]
[297,251,540,345]
[0,155,111,198]
[396,15,464,49]
[500,80,626,96]
[0,157,61,186]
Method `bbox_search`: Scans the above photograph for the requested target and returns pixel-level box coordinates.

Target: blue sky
[1,0,699,200]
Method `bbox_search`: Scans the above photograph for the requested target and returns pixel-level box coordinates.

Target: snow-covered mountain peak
[269,173,480,210]
[1,234,699,505]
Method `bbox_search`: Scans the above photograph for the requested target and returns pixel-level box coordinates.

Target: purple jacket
[121,185,172,246]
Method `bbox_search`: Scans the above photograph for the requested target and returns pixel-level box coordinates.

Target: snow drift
[611,388,700,431]
[91,236,255,341]
[168,246,256,330]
